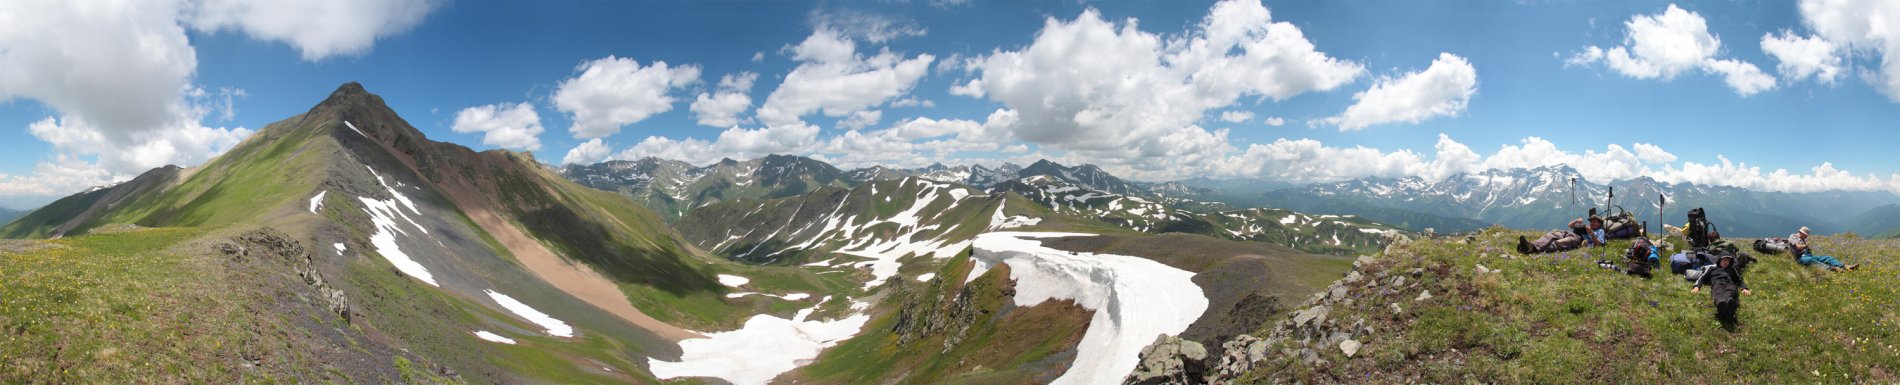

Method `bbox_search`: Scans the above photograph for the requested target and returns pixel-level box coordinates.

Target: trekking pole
[1658,194,1667,239]
[1570,177,1578,207]
[1607,186,1615,217]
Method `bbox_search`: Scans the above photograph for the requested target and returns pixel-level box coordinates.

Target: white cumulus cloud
[690,72,759,127]
[0,0,429,203]
[562,138,611,165]
[1568,4,1776,96]
[1794,0,1900,101]
[1322,52,1478,131]
[187,0,441,60]
[965,0,1366,171]
[451,102,545,151]
[1218,111,1253,123]
[553,56,702,139]
[754,28,934,127]
[1761,30,1845,84]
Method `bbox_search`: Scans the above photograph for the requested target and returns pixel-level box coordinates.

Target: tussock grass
[0,228,277,383]
[1247,228,1900,384]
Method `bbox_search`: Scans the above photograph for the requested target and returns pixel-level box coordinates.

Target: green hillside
[0,83,841,383]
[1224,230,1899,383]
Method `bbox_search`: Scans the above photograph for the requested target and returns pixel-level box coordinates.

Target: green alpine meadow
[4,0,1899,384]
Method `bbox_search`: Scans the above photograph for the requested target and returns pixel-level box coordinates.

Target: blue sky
[4,0,1899,208]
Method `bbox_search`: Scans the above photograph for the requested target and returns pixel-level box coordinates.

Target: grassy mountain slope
[0,83,848,383]
[0,207,27,227]
[1851,204,1900,238]
[793,251,1092,384]
[796,231,1355,384]
[1227,230,1899,383]
[677,177,1008,266]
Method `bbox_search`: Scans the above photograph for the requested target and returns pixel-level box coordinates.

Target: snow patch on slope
[355,165,436,287]
[649,304,870,385]
[725,292,812,301]
[485,290,575,337]
[966,232,1209,385]
[344,121,368,137]
[717,274,750,287]
[307,190,327,213]
[473,330,517,344]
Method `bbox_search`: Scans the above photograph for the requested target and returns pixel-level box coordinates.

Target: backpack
[1604,211,1640,239]
[1624,238,1656,277]
[1752,238,1790,254]
[1686,208,1717,249]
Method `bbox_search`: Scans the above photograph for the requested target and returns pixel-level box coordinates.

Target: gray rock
[1390,303,1403,315]
[1343,270,1363,284]
[1328,286,1348,302]
[1123,334,1207,385]
[1476,263,1494,274]
[1340,339,1363,358]
[1354,255,1375,269]
[1391,275,1406,288]
[1292,306,1329,328]
[1415,290,1434,302]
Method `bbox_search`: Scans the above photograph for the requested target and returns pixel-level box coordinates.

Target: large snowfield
[967,232,1209,385]
[647,305,869,385]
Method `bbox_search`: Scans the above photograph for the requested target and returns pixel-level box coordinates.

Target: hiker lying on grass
[1516,217,1606,254]
[1692,254,1751,327]
[1790,227,1860,272]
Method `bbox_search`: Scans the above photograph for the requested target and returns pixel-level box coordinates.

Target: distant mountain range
[0,206,26,226]
[1260,164,1900,237]
[568,156,1404,255]
[568,154,1900,240]
[560,154,854,220]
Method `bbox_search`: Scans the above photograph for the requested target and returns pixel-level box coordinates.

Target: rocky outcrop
[1124,335,1207,385]
[1121,233,1422,384]
[890,268,1014,353]
[217,228,352,323]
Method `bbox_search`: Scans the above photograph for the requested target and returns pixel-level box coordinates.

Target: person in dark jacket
[1691,254,1752,329]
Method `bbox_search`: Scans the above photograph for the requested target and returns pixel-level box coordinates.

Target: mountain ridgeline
[1261,164,1900,237]
[6,82,1895,384]
[567,156,1405,256]
[0,83,774,383]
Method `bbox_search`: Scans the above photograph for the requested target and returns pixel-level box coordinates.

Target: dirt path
[459,205,701,341]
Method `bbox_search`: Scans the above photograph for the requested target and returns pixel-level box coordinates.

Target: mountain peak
[314,82,380,112]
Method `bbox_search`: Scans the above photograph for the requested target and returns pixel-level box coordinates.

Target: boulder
[1415,290,1434,302]
[1292,306,1329,328]
[1123,335,1208,385]
[1340,339,1363,358]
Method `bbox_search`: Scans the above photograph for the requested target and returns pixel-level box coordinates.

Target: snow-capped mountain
[569,155,1407,254]
[845,162,1026,188]
[560,154,854,220]
[1263,164,1900,237]
[990,175,1400,255]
